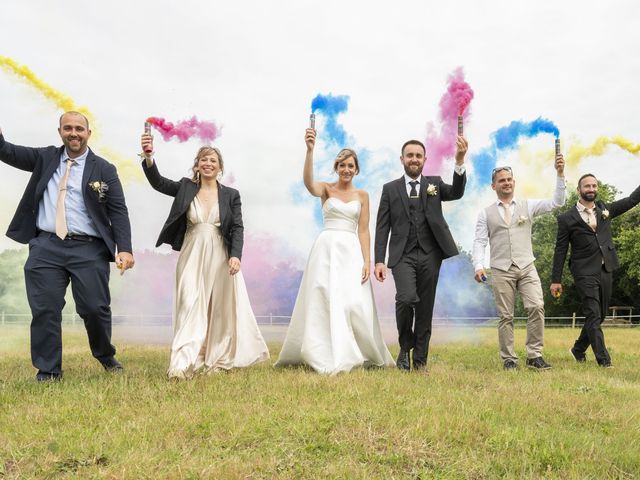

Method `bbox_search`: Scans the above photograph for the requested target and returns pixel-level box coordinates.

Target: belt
[37,230,95,242]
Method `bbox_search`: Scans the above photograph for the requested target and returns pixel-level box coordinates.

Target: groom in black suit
[374,137,468,371]
[0,112,135,381]
[551,174,640,367]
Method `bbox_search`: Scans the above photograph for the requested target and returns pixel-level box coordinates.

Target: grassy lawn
[1,325,639,479]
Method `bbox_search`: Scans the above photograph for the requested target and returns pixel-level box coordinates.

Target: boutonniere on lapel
[517,215,528,225]
[426,184,438,196]
[89,181,109,203]
[601,209,610,220]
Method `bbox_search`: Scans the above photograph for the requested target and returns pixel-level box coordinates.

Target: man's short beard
[403,164,422,179]
[580,191,597,202]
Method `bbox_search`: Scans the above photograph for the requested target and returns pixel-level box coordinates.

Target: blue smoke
[474,117,560,184]
[311,93,350,147]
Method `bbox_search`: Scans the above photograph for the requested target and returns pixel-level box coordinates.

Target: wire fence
[1,312,639,328]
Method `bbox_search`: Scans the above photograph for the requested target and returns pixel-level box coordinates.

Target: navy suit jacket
[551,185,640,282]
[0,134,132,260]
[375,171,466,268]
[142,161,244,259]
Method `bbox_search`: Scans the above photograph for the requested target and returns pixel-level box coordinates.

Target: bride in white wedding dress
[275,128,394,374]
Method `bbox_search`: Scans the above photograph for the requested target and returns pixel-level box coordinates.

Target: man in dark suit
[0,112,135,381]
[551,174,640,367]
[374,137,468,371]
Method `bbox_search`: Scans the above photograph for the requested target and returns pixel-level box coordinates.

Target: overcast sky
[2,1,639,259]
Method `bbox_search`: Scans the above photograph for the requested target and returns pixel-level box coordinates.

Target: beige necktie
[585,208,597,231]
[501,202,512,225]
[55,159,75,240]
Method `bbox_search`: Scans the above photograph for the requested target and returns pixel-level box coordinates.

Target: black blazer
[375,171,466,268]
[551,185,640,282]
[0,134,132,260]
[142,161,244,259]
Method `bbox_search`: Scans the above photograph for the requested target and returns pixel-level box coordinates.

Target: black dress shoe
[100,357,123,372]
[526,356,552,370]
[570,348,586,363]
[413,361,428,373]
[36,371,62,382]
[396,350,411,371]
[503,359,517,370]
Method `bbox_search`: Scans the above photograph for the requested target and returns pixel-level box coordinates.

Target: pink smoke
[147,116,220,143]
[241,234,304,316]
[423,68,474,175]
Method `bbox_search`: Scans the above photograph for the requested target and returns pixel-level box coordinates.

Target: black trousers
[573,267,612,365]
[391,246,443,366]
[24,232,115,374]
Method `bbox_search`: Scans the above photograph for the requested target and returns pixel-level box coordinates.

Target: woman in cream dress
[141,133,268,378]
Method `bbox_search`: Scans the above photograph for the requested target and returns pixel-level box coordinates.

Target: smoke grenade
[143,121,153,154]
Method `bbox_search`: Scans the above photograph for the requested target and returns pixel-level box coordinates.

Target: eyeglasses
[491,166,512,183]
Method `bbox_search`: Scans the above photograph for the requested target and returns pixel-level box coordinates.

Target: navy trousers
[24,232,115,374]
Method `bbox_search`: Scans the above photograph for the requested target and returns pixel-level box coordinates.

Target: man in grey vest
[472,156,565,370]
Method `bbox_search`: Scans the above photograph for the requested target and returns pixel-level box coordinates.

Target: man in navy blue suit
[0,112,135,381]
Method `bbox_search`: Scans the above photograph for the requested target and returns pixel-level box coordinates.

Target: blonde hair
[191,146,224,182]
[332,148,359,174]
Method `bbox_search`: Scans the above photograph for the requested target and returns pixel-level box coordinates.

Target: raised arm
[439,135,468,201]
[303,128,326,198]
[140,133,181,197]
[0,130,43,172]
[357,191,372,283]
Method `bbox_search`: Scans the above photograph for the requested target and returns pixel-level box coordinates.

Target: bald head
[59,111,89,129]
[58,111,92,158]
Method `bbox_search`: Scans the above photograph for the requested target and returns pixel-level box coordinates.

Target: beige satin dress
[167,197,269,378]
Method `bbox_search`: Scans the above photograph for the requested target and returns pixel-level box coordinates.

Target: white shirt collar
[61,148,89,165]
[404,174,420,185]
[495,197,516,207]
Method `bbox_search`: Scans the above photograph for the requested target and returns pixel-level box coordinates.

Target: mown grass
[1,325,639,479]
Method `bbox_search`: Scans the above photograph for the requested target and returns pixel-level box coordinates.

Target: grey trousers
[490,263,545,362]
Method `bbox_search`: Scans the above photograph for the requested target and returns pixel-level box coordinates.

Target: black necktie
[409,181,419,198]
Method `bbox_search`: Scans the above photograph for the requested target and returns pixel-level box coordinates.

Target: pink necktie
[585,208,597,231]
[501,202,512,225]
[55,159,75,239]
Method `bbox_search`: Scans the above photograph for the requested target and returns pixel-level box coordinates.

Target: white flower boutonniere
[89,181,109,203]
[517,215,528,225]
[426,184,438,196]
[601,209,610,220]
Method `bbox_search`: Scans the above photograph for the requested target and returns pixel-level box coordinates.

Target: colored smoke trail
[0,56,93,123]
[566,136,640,167]
[0,55,142,183]
[472,117,560,185]
[311,93,350,147]
[423,68,474,175]
[147,116,220,143]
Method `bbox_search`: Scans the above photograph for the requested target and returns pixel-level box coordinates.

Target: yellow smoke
[510,135,640,197]
[0,55,94,125]
[0,55,141,183]
[566,136,640,168]
[95,146,143,182]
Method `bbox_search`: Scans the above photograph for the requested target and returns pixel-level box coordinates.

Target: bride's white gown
[275,197,394,374]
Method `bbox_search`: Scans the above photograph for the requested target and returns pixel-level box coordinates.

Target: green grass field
[1,325,639,479]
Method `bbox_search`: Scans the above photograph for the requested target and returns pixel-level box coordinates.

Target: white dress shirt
[403,164,466,197]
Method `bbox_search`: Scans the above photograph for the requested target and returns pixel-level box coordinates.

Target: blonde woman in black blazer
[141,134,268,378]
